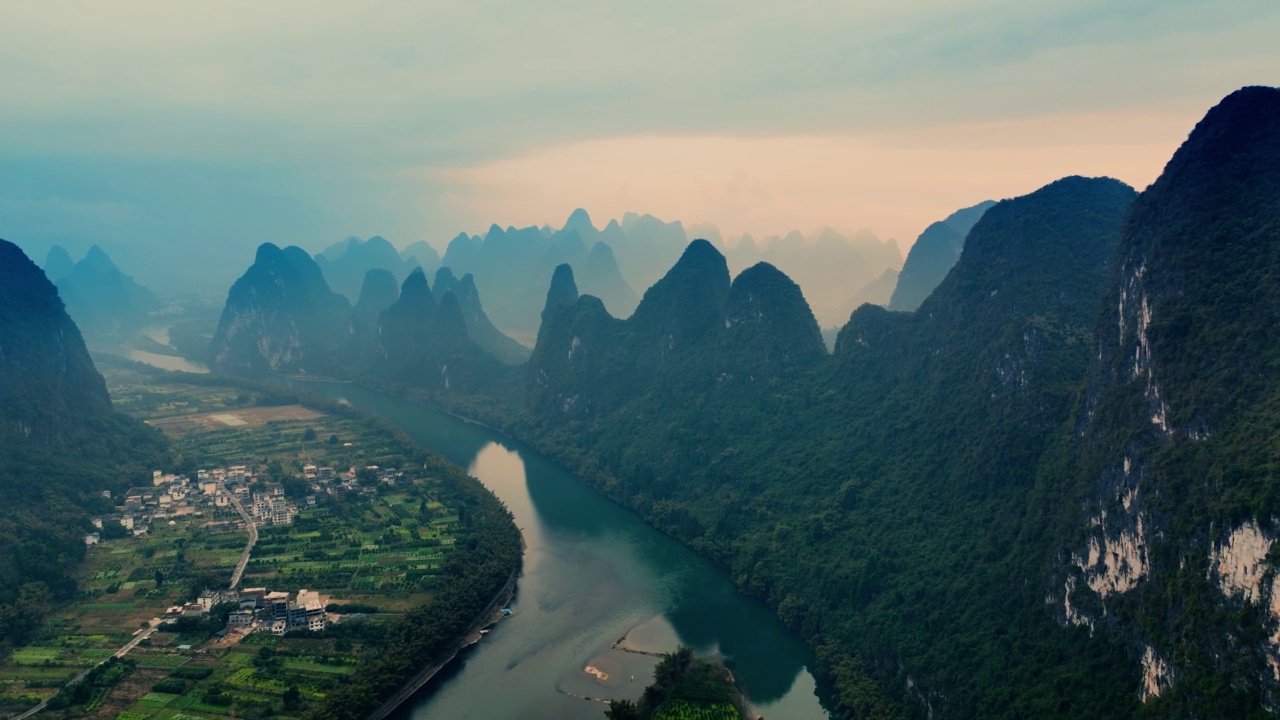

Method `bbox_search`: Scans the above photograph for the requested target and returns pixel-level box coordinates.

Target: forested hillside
[1032,85,1280,717]
[0,240,167,652]
[520,87,1280,718]
[524,177,1137,718]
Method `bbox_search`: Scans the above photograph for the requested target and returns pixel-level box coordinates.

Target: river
[296,381,829,720]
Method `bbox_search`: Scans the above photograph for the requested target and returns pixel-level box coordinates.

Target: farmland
[0,365,486,720]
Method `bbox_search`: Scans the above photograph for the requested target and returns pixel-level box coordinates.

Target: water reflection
[294,380,826,719]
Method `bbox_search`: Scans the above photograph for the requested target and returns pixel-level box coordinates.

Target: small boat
[479,629,490,635]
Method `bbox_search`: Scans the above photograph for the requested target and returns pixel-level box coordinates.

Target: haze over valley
[3,3,1280,720]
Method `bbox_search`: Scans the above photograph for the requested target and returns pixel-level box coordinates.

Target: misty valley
[3,12,1280,718]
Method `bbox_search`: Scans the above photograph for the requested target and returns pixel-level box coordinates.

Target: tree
[283,684,302,710]
[605,699,640,719]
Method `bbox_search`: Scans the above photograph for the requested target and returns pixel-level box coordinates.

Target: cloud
[0,0,1275,288]
[437,108,1190,245]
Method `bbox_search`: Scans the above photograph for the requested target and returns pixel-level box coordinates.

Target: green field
[0,367,475,719]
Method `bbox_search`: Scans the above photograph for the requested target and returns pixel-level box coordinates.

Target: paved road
[223,483,258,588]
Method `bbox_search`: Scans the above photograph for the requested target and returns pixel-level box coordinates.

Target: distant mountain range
[888,200,996,312]
[440,211,643,337]
[43,244,160,337]
[315,235,420,302]
[208,242,526,390]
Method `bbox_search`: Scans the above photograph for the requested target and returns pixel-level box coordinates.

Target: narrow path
[9,485,256,720]
[223,483,258,588]
[7,621,161,720]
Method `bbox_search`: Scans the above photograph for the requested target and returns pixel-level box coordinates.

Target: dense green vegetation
[183,86,1280,718]
[606,647,741,720]
[0,240,168,655]
[519,87,1280,718]
[524,176,1142,718]
[0,363,523,718]
[1023,85,1280,718]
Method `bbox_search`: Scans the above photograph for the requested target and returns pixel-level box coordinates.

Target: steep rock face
[527,294,627,418]
[209,243,354,372]
[378,268,439,367]
[0,240,113,442]
[1044,86,1280,713]
[888,200,996,312]
[540,263,579,329]
[54,245,160,336]
[0,240,166,647]
[628,239,731,360]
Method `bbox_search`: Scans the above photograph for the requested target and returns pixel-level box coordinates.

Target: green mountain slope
[524,177,1138,718]
[0,240,167,652]
[1032,84,1280,717]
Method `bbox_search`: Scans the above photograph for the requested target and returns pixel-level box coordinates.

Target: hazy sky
[1,1,1277,289]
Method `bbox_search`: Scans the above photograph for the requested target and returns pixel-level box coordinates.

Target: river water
[296,381,829,720]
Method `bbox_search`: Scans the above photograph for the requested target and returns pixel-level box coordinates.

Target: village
[82,461,414,642]
[83,463,408,546]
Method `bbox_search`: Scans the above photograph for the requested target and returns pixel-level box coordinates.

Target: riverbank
[290,379,828,720]
[364,564,520,720]
[109,356,823,718]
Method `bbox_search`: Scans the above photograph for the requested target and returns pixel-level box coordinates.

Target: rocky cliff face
[209,243,355,372]
[0,240,167,647]
[1044,86,1280,713]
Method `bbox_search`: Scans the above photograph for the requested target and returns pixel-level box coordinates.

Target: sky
[1,1,1277,292]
